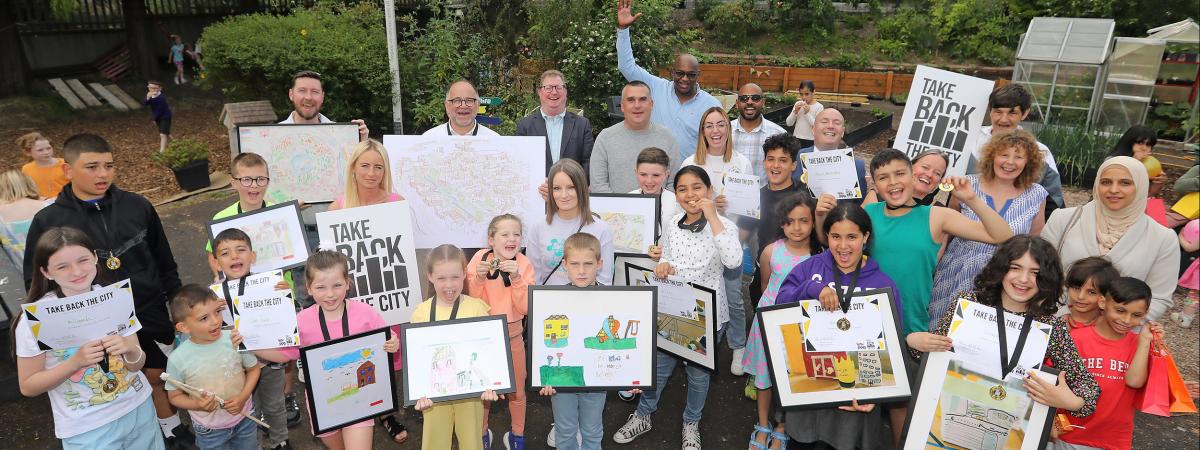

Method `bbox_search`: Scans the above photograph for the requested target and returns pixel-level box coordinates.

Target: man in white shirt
[421,79,499,136]
[280,70,368,140]
[731,83,787,183]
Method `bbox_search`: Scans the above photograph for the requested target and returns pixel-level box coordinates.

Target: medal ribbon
[832,258,863,314]
[318,304,351,341]
[429,296,462,322]
[994,303,1035,380]
[482,250,514,287]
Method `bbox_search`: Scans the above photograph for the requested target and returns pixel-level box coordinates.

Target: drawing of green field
[540,365,586,386]
[583,336,638,350]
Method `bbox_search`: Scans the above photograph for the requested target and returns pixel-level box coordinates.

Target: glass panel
[1108,39,1165,84]
[1097,97,1150,131]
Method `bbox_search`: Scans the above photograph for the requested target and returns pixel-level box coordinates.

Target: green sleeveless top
[865,202,941,335]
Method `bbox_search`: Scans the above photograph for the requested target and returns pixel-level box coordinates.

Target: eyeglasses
[540,85,566,93]
[703,121,729,130]
[737,94,764,102]
[234,176,270,187]
[672,70,699,80]
[447,97,480,107]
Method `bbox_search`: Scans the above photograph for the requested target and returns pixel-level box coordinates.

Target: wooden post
[833,69,841,93]
[784,67,792,91]
[884,71,894,99]
[732,66,741,91]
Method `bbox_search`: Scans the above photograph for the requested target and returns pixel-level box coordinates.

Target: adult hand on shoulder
[616,0,642,29]
[352,119,369,141]
[906,332,953,353]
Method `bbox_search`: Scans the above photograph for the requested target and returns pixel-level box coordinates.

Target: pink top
[330,192,402,210]
[279,299,400,370]
[466,251,535,337]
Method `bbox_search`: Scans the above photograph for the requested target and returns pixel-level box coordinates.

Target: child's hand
[946,176,977,203]
[906,332,953,353]
[415,397,433,411]
[476,259,492,280]
[499,260,520,275]
[714,195,729,215]
[100,334,129,356]
[539,386,557,396]
[197,391,219,412]
[818,286,840,311]
[815,193,836,217]
[230,330,244,349]
[836,399,875,413]
[647,244,662,261]
[481,389,498,402]
[222,394,246,415]
[654,262,675,279]
[693,197,719,219]
[383,334,399,353]
[274,280,290,291]
[1025,372,1083,411]
[70,339,107,370]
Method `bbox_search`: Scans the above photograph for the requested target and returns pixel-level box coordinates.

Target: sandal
[380,415,409,444]
[768,429,789,450]
[749,423,771,450]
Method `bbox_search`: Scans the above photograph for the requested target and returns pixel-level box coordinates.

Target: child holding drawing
[412,244,497,450]
[527,159,615,285]
[165,285,262,450]
[467,214,535,449]
[13,227,159,448]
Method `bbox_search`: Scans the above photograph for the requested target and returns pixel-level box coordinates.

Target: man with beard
[517,70,595,175]
[281,70,368,141]
[731,83,787,183]
[616,0,720,159]
[422,79,499,136]
[791,108,870,205]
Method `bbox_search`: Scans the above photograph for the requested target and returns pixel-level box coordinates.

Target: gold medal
[989,384,1007,400]
[800,172,809,184]
[103,377,118,393]
[938,181,954,192]
[837,317,851,331]
[106,255,121,270]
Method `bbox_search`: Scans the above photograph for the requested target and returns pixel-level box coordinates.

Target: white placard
[23,279,140,349]
[721,172,761,218]
[801,148,862,200]
[947,298,1053,380]
[895,65,995,177]
[797,297,886,352]
[317,201,423,326]
[237,123,359,204]
[210,270,285,326]
[383,136,546,248]
[231,289,299,351]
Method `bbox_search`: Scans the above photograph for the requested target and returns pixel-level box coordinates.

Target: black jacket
[23,184,182,341]
[516,110,595,176]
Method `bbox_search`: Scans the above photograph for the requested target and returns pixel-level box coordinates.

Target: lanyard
[482,250,514,287]
[447,122,479,136]
[994,303,1035,379]
[677,214,707,233]
[220,276,248,303]
[429,296,462,322]
[318,306,351,341]
[831,258,862,313]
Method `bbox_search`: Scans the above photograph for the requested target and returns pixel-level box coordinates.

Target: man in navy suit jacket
[516,70,595,176]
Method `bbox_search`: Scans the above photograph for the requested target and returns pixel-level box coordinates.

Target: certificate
[802,148,862,200]
[798,296,886,352]
[210,270,285,326]
[22,279,140,349]
[947,298,1053,380]
[231,289,299,351]
[721,172,761,219]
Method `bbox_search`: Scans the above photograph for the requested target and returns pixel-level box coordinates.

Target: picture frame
[236,123,360,204]
[207,200,310,273]
[901,351,1060,450]
[757,287,912,409]
[527,286,658,391]
[299,327,398,435]
[589,193,660,256]
[622,262,718,371]
[612,253,656,287]
[400,315,516,406]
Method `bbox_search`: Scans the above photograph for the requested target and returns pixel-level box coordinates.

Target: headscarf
[1092,156,1149,254]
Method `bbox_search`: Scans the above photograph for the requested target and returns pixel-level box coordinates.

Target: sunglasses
[737,94,764,102]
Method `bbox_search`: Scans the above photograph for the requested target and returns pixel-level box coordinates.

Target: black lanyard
[677,214,707,233]
[832,259,862,314]
[429,296,462,322]
[220,276,248,302]
[447,123,479,136]
[642,189,664,243]
[482,250,514,287]
[318,306,351,341]
[994,303,1035,379]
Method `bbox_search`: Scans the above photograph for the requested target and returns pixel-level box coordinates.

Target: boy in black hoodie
[22,133,192,449]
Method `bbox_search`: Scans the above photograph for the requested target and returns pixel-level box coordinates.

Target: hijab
[1092,156,1148,255]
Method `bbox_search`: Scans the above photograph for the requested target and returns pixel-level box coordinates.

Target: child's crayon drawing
[321,347,378,404]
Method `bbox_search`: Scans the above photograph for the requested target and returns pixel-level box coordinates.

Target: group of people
[5,2,1199,450]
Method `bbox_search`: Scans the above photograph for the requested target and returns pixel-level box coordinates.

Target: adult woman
[1106,125,1166,197]
[0,170,47,267]
[863,149,950,207]
[929,130,1048,320]
[329,139,403,210]
[1041,156,1180,321]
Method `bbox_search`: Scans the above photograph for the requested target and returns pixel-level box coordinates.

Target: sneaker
[271,441,294,450]
[483,428,493,450]
[682,421,702,450]
[617,390,638,402]
[546,424,556,448]
[612,413,652,444]
[285,394,301,428]
[730,348,746,376]
[504,431,525,450]
[167,424,198,450]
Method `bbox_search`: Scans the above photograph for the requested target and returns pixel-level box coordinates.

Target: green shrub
[1035,125,1119,188]
[395,8,491,130]
[153,138,209,169]
[829,53,870,70]
[1149,102,1193,141]
[875,40,908,60]
[694,0,721,21]
[770,0,836,38]
[930,0,1016,65]
[875,7,936,59]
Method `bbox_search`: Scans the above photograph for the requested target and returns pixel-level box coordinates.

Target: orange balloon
[1143,155,1163,178]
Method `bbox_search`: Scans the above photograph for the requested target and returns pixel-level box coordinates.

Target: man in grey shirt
[590,80,680,193]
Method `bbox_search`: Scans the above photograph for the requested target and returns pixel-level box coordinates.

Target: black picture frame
[206,200,311,272]
[299,326,398,436]
[588,193,662,256]
[399,315,516,406]
[622,261,719,371]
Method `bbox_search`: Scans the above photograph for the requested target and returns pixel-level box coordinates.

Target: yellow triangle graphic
[30,322,40,337]
[24,304,37,315]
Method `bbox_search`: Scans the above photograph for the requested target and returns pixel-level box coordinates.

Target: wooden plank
[88,82,130,111]
[884,71,894,99]
[105,84,143,110]
[48,78,87,110]
[66,79,103,107]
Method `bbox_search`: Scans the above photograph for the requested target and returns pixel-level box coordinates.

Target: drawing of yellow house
[544,315,569,348]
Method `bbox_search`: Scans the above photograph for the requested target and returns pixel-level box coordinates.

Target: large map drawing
[383,136,545,248]
[238,124,359,203]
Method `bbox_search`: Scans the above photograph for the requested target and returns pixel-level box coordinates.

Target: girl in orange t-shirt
[16,132,68,199]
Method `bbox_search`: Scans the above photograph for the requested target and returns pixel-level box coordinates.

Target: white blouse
[659,213,742,326]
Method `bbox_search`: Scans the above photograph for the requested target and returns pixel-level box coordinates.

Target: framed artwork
[527,286,657,391]
[236,123,360,204]
[622,262,718,371]
[902,351,1059,450]
[317,201,423,326]
[299,327,398,435]
[400,315,515,406]
[757,287,912,409]
[612,253,656,287]
[208,200,310,272]
[589,193,660,255]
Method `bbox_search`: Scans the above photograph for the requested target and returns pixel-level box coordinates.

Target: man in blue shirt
[616,0,721,159]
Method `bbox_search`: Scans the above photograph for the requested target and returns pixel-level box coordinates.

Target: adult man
[731,83,787,183]
[590,81,680,193]
[791,108,870,203]
[966,84,1064,215]
[616,0,720,158]
[282,70,368,141]
[422,79,499,136]
[517,70,595,174]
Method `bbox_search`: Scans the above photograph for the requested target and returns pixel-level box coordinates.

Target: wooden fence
[668,64,1008,99]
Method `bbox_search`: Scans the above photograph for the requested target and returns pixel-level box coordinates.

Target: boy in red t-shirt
[1055,277,1160,450]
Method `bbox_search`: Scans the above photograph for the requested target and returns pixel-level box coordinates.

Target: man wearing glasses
[280,70,369,141]
[422,79,499,136]
[616,0,720,159]
[731,83,787,183]
[517,70,595,175]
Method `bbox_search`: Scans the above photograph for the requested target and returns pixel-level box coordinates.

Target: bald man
[792,108,870,205]
[422,79,499,136]
[616,0,720,159]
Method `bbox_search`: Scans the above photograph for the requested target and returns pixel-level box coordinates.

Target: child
[257,250,400,450]
[212,228,294,450]
[144,82,172,153]
[1055,277,1160,450]
[630,147,682,240]
[738,134,806,304]
[16,131,68,199]
[13,227,160,448]
[0,170,46,266]
[1176,219,1199,327]
[613,165,741,450]
[168,35,187,84]
[412,244,498,450]
[785,80,823,149]
[1062,256,1120,329]
[540,232,633,450]
[206,152,274,281]
[329,139,403,210]
[528,159,615,285]
[467,214,534,450]
[742,193,819,450]
[165,285,262,450]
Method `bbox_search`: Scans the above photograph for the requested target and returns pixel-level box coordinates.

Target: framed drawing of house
[299,327,398,435]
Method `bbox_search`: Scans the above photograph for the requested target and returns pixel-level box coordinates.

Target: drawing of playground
[600,212,648,254]
[321,347,378,404]
[928,361,1033,450]
[778,323,896,394]
[538,314,642,386]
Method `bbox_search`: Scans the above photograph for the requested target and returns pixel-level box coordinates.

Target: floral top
[921,291,1099,417]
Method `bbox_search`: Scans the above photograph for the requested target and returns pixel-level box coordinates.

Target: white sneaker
[730,348,746,376]
[682,421,702,450]
[617,390,638,402]
[612,413,652,444]
[546,424,556,448]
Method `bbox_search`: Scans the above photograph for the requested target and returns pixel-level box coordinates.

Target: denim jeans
[193,417,258,450]
[551,392,606,450]
[724,266,746,350]
[254,363,288,446]
[636,329,725,423]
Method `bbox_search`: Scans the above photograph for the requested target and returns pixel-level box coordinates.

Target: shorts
[63,396,165,449]
[136,331,171,369]
[156,117,172,135]
[174,61,184,70]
